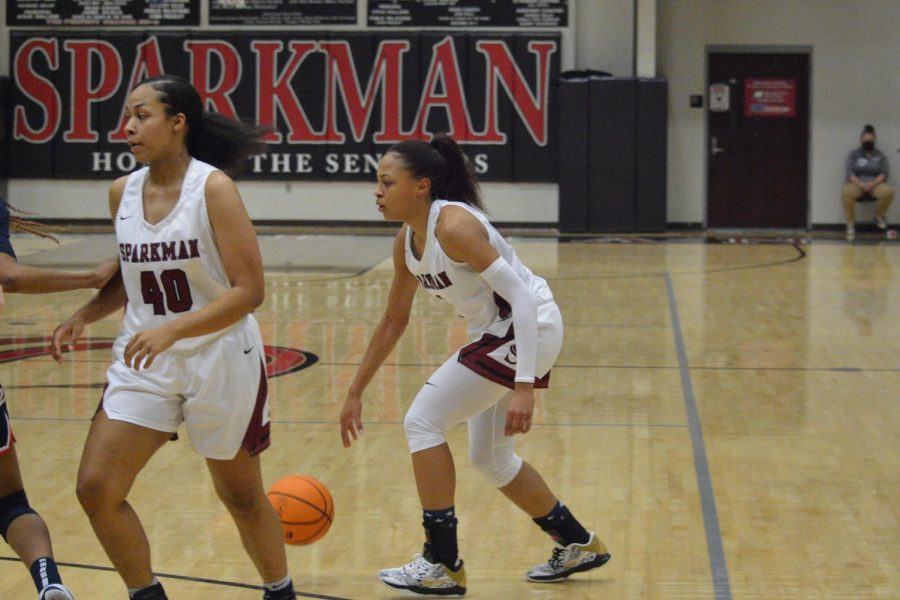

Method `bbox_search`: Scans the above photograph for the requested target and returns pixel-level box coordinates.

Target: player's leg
[0,448,74,600]
[76,410,170,595]
[188,327,293,600]
[380,359,508,596]
[0,395,75,600]
[466,396,556,514]
[464,301,610,584]
[205,451,293,599]
[0,438,51,562]
[467,399,610,582]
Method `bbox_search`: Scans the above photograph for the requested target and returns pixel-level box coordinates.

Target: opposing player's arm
[0,178,122,294]
[0,254,117,294]
[341,227,418,447]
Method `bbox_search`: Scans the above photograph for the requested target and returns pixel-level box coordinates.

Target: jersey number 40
[141,269,193,315]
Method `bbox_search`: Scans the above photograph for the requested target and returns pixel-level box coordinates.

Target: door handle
[711,136,725,155]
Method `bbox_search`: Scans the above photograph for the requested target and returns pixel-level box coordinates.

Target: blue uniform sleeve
[0,202,17,260]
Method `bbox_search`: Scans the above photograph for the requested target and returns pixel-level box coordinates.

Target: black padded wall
[589,77,637,232]
[636,78,668,232]
[557,75,591,232]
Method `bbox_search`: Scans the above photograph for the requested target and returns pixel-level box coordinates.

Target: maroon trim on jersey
[493,292,511,320]
[241,360,271,457]
[457,324,550,390]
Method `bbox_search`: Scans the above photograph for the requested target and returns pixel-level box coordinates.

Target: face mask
[862,141,875,151]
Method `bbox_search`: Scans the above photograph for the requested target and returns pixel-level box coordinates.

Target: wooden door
[707,51,810,228]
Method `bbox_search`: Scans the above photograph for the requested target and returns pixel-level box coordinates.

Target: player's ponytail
[387,134,485,211]
[138,75,268,177]
[428,133,484,211]
[190,112,269,177]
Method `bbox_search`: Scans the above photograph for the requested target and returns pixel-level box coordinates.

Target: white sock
[263,574,293,591]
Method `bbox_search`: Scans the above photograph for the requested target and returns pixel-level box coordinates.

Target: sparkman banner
[7,31,560,181]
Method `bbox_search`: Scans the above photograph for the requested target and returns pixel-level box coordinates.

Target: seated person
[842,124,893,240]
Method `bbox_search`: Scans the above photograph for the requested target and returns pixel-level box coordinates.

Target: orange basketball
[267,474,334,545]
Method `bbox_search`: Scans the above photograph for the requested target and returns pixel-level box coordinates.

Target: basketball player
[339,134,611,596]
[0,200,118,600]
[49,76,295,600]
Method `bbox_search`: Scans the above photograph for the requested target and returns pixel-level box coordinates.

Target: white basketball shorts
[102,319,270,460]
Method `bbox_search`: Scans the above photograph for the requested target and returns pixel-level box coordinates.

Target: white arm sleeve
[480,256,538,383]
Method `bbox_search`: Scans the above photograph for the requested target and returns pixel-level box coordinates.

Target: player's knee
[469,447,523,487]
[0,489,38,542]
[403,412,446,453]
[215,484,263,517]
[76,470,120,515]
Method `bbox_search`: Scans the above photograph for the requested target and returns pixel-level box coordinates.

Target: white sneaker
[379,554,466,596]
[526,532,611,583]
[846,224,855,241]
[38,583,75,600]
[875,216,887,230]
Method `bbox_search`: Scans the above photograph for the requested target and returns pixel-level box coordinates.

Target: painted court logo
[0,336,317,386]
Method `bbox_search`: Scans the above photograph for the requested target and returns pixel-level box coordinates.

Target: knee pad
[0,489,37,542]
[468,445,523,488]
[403,411,447,454]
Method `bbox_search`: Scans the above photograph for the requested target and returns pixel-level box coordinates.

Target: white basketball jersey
[115,158,251,352]
[405,200,554,336]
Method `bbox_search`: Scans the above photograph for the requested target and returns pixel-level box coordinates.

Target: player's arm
[437,206,539,435]
[340,227,419,447]
[51,177,128,362]
[122,171,264,370]
[0,255,118,294]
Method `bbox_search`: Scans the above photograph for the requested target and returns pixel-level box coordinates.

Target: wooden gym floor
[0,232,897,599]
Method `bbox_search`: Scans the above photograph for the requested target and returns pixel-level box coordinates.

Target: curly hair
[4,200,59,243]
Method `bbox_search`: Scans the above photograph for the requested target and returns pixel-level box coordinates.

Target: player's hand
[340,393,365,448]
[124,325,178,370]
[505,385,535,436]
[92,257,120,289]
[51,314,87,364]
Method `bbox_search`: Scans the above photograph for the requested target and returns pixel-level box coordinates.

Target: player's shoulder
[203,169,238,197]
[108,174,132,213]
[436,203,488,243]
[437,202,479,227]
[109,173,131,195]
